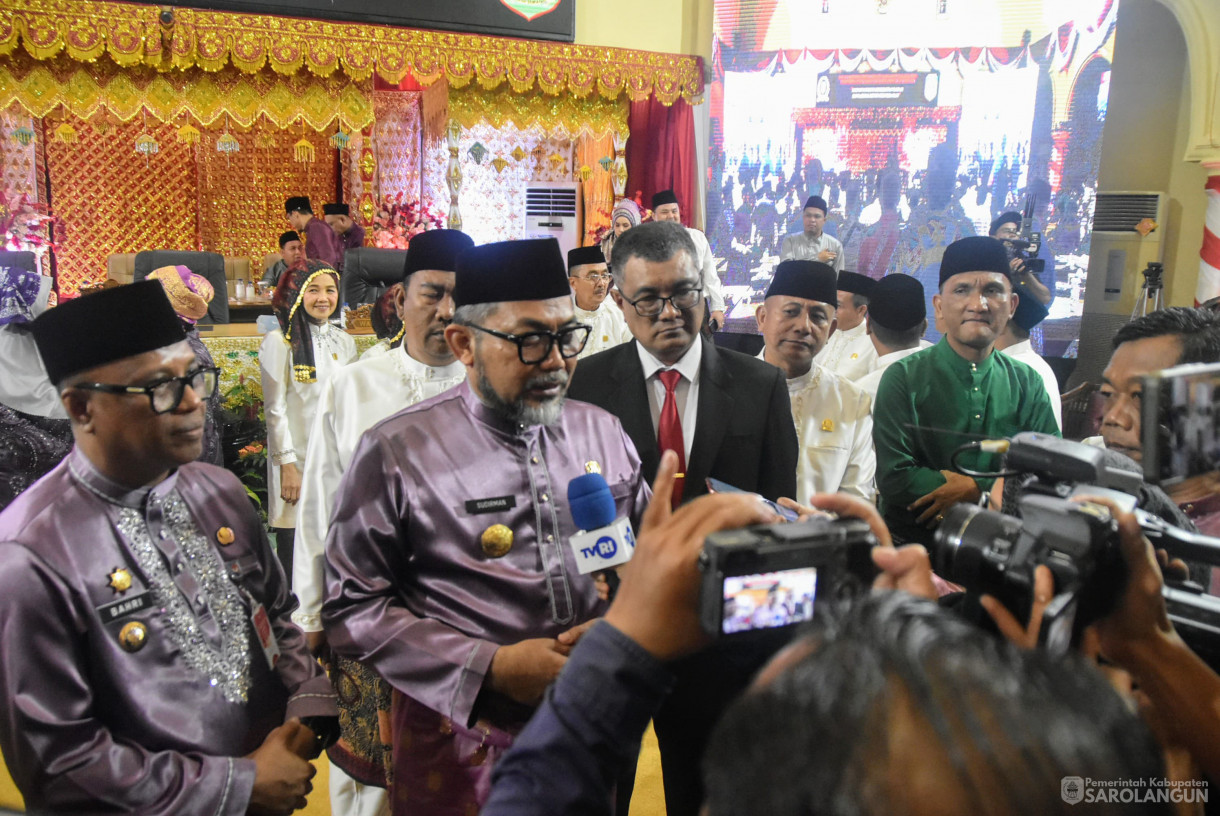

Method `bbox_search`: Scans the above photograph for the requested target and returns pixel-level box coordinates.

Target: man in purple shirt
[286,196,343,272]
[324,202,366,265]
[0,281,338,815]
[322,238,650,816]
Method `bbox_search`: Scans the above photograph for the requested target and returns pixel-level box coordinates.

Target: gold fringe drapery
[0,51,374,130]
[0,0,703,104]
[448,86,628,142]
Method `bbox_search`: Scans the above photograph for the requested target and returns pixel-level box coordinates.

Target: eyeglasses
[621,286,703,317]
[469,324,591,364]
[578,273,612,283]
[73,367,220,414]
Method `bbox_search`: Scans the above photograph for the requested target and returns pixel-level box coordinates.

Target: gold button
[216,526,235,546]
[481,525,513,557]
[119,621,148,653]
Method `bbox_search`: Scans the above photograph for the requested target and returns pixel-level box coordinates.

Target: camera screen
[722,568,818,634]
[1143,362,1220,485]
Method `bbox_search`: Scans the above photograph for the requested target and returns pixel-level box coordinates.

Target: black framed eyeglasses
[72,367,220,414]
[622,286,703,317]
[469,324,591,364]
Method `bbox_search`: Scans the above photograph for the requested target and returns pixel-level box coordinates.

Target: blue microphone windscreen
[568,472,617,530]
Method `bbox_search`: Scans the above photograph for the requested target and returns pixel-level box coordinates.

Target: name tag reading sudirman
[97,592,153,623]
[465,495,517,515]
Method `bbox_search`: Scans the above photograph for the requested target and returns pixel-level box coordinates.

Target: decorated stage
[0,0,704,297]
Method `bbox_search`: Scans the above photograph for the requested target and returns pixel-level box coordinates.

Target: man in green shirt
[873,236,1060,545]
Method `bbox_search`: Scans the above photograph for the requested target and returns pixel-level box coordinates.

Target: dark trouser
[272,527,294,586]
[651,632,790,816]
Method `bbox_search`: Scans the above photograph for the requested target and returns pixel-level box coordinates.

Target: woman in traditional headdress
[601,198,642,266]
[260,259,356,575]
[147,265,224,466]
[0,264,72,510]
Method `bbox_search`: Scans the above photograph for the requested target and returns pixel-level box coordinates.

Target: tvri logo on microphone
[569,522,636,574]
[1061,777,1207,805]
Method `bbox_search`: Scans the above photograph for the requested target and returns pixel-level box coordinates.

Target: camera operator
[481,453,1191,816]
[1091,308,1220,541]
[991,211,1053,308]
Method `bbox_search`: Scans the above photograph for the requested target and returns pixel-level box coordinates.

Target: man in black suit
[569,220,796,504]
[568,220,798,816]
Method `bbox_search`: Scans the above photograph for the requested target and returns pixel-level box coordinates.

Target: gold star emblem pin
[480,524,514,558]
[107,567,133,594]
[821,419,836,432]
[584,461,602,474]
[216,526,235,546]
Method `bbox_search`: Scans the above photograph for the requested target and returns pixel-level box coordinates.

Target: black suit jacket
[567,338,797,502]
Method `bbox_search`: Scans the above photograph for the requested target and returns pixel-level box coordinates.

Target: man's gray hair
[609,221,698,289]
[452,302,500,328]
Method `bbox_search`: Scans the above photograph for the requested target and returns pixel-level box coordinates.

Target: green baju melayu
[873,337,1060,543]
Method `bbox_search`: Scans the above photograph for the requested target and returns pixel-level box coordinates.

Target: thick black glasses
[622,286,703,317]
[73,367,220,414]
[469,324,591,364]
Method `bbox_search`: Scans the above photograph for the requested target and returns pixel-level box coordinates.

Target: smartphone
[705,477,800,522]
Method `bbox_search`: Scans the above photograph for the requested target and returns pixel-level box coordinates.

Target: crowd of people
[0,182,1219,816]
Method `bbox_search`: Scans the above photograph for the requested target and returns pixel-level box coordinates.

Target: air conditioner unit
[523,182,583,256]
[1083,191,1167,316]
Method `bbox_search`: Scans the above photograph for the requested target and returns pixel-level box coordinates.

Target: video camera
[932,357,1220,658]
[698,516,878,638]
[999,194,1045,276]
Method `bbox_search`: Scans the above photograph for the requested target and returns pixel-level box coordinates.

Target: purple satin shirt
[0,449,336,815]
[303,216,343,271]
[342,222,365,253]
[322,382,649,728]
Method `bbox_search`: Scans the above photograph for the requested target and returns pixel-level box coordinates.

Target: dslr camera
[999,195,1046,276]
[934,424,1220,659]
[698,516,877,637]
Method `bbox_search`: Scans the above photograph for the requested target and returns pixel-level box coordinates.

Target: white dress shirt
[293,346,465,630]
[758,351,875,503]
[687,227,726,313]
[1001,339,1063,431]
[813,320,878,383]
[636,336,703,464]
[575,298,632,359]
[855,341,934,402]
[779,231,846,271]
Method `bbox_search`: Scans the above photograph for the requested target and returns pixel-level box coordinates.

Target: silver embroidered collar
[117,491,252,703]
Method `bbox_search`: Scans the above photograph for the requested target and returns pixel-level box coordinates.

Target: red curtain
[625,97,697,226]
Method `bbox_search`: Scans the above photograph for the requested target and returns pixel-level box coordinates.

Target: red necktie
[657,369,686,509]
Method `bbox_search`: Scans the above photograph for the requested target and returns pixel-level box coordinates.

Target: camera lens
[932,504,1023,592]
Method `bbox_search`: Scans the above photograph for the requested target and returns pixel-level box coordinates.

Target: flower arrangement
[371,192,445,249]
[0,192,62,255]
[223,373,264,421]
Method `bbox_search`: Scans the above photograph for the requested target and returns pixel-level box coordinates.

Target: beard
[476,365,569,427]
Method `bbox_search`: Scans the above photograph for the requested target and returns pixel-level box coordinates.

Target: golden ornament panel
[0,0,703,104]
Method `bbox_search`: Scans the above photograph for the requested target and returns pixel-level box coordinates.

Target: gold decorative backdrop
[0,50,374,130]
[448,87,629,141]
[43,112,339,296]
[0,0,703,103]
[196,120,338,266]
[45,116,197,296]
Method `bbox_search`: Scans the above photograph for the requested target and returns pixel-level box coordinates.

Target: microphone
[567,472,636,575]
